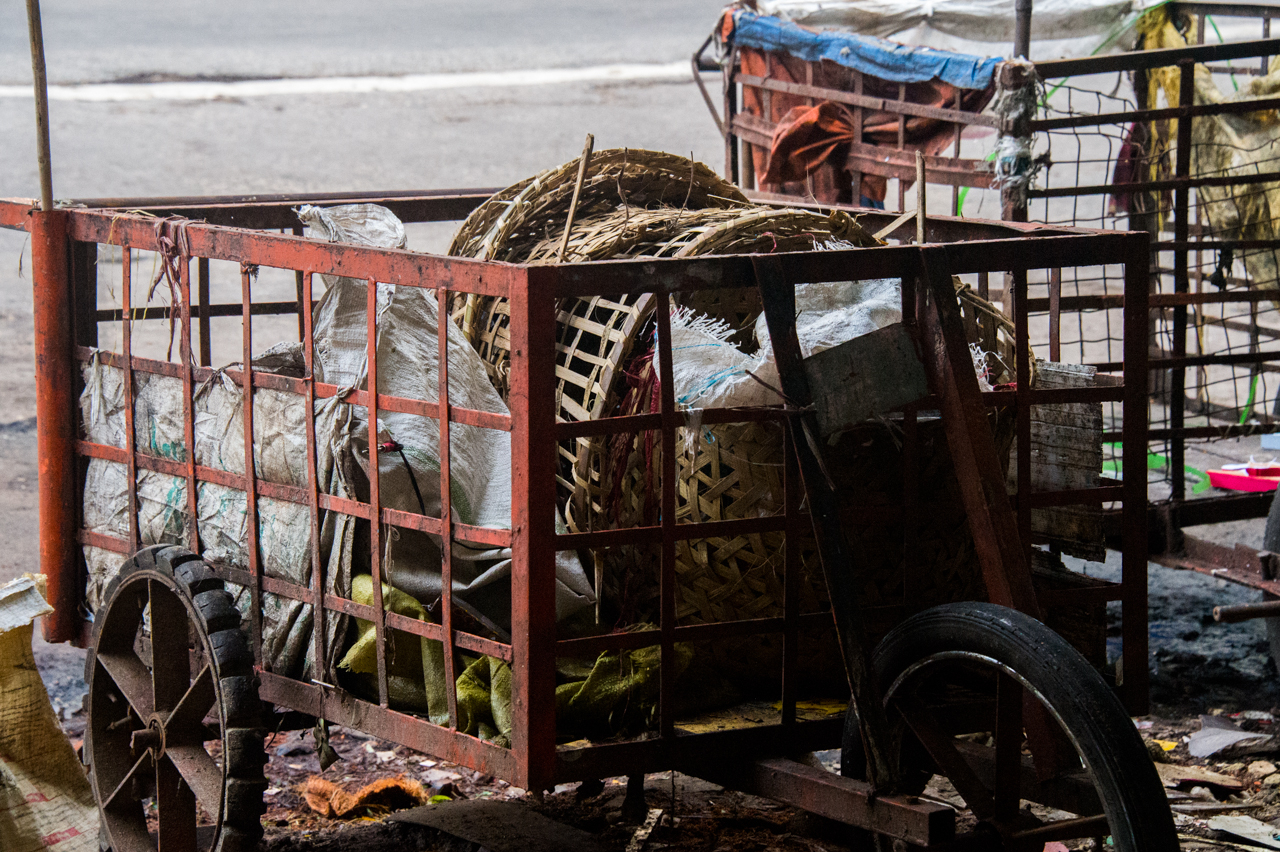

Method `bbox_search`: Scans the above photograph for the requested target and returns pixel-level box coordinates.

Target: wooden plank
[804,323,929,437]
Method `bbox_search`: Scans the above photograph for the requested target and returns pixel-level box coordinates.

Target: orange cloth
[763,101,856,185]
[302,775,429,819]
[737,46,994,204]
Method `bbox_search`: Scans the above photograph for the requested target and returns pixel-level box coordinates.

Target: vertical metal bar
[365,278,388,707]
[851,70,864,205]
[292,226,306,342]
[952,90,963,216]
[438,285,459,728]
[509,267,558,793]
[121,248,139,551]
[724,47,740,184]
[993,672,1024,817]
[1049,267,1062,362]
[1170,60,1194,504]
[1122,234,1152,715]
[655,293,678,738]
[1014,0,1033,59]
[197,257,211,368]
[301,271,327,685]
[241,266,263,669]
[901,81,911,211]
[1014,268,1033,558]
[178,259,199,556]
[30,209,80,643]
[70,241,98,350]
[978,270,990,300]
[780,425,800,727]
[902,406,919,606]
[1263,16,1271,75]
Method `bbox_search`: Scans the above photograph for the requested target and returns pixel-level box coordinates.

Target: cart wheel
[86,545,267,852]
[843,602,1176,851]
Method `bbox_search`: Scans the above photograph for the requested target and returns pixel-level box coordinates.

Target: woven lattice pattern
[446,148,1022,692]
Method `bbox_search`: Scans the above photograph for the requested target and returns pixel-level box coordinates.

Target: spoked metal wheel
[844,602,1177,851]
[86,545,266,852]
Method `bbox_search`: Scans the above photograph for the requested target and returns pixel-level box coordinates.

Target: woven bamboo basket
[449,148,1019,694]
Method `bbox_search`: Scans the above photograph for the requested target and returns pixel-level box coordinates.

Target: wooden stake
[558,133,595,262]
[916,150,926,245]
[26,0,53,212]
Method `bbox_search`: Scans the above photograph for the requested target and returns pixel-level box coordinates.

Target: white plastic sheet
[752,0,1158,61]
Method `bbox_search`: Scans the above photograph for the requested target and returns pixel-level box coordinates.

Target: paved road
[0,0,726,84]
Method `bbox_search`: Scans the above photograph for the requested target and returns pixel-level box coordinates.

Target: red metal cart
[0,192,1174,851]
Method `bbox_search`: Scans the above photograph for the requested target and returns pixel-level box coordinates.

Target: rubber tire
[866,602,1178,852]
[88,545,267,852]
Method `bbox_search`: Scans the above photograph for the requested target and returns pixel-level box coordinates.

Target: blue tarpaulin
[726,10,1002,90]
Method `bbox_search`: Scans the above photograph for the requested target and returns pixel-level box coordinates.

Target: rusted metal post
[1121,232,1151,715]
[1170,59,1194,505]
[916,151,927,244]
[509,266,559,793]
[1014,0,1033,60]
[30,208,80,643]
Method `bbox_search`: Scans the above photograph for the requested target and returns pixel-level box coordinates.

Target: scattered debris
[626,808,664,852]
[1190,715,1275,758]
[1209,814,1280,849]
[1157,762,1246,791]
[302,776,430,819]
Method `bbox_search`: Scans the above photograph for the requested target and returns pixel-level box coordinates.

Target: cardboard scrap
[302,775,429,818]
[0,575,98,852]
[1190,715,1274,758]
[1208,815,1280,849]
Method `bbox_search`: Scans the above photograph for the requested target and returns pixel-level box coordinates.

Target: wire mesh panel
[1028,6,1280,513]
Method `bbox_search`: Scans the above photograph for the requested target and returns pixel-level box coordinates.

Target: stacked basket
[449,149,1016,693]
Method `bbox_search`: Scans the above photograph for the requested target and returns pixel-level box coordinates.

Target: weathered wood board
[804,322,929,437]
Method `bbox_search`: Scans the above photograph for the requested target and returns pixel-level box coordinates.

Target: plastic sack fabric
[1137,9,1280,301]
[78,351,358,682]
[749,0,1154,61]
[0,576,97,852]
[298,204,594,629]
[725,9,1001,89]
[657,277,903,411]
[339,574,688,744]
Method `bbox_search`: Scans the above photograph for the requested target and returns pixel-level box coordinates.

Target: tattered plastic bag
[78,349,359,682]
[299,204,594,628]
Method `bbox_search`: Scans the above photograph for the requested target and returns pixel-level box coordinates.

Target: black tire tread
[874,602,1177,852]
[90,546,266,852]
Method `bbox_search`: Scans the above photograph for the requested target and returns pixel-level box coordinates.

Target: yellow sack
[0,575,98,852]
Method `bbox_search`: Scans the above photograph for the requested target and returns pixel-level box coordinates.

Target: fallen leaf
[1154,739,1179,752]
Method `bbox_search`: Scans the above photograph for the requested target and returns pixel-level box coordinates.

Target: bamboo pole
[26,0,54,211]
[558,134,595,262]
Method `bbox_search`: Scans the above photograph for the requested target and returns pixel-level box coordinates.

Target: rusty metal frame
[2,192,1150,842]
